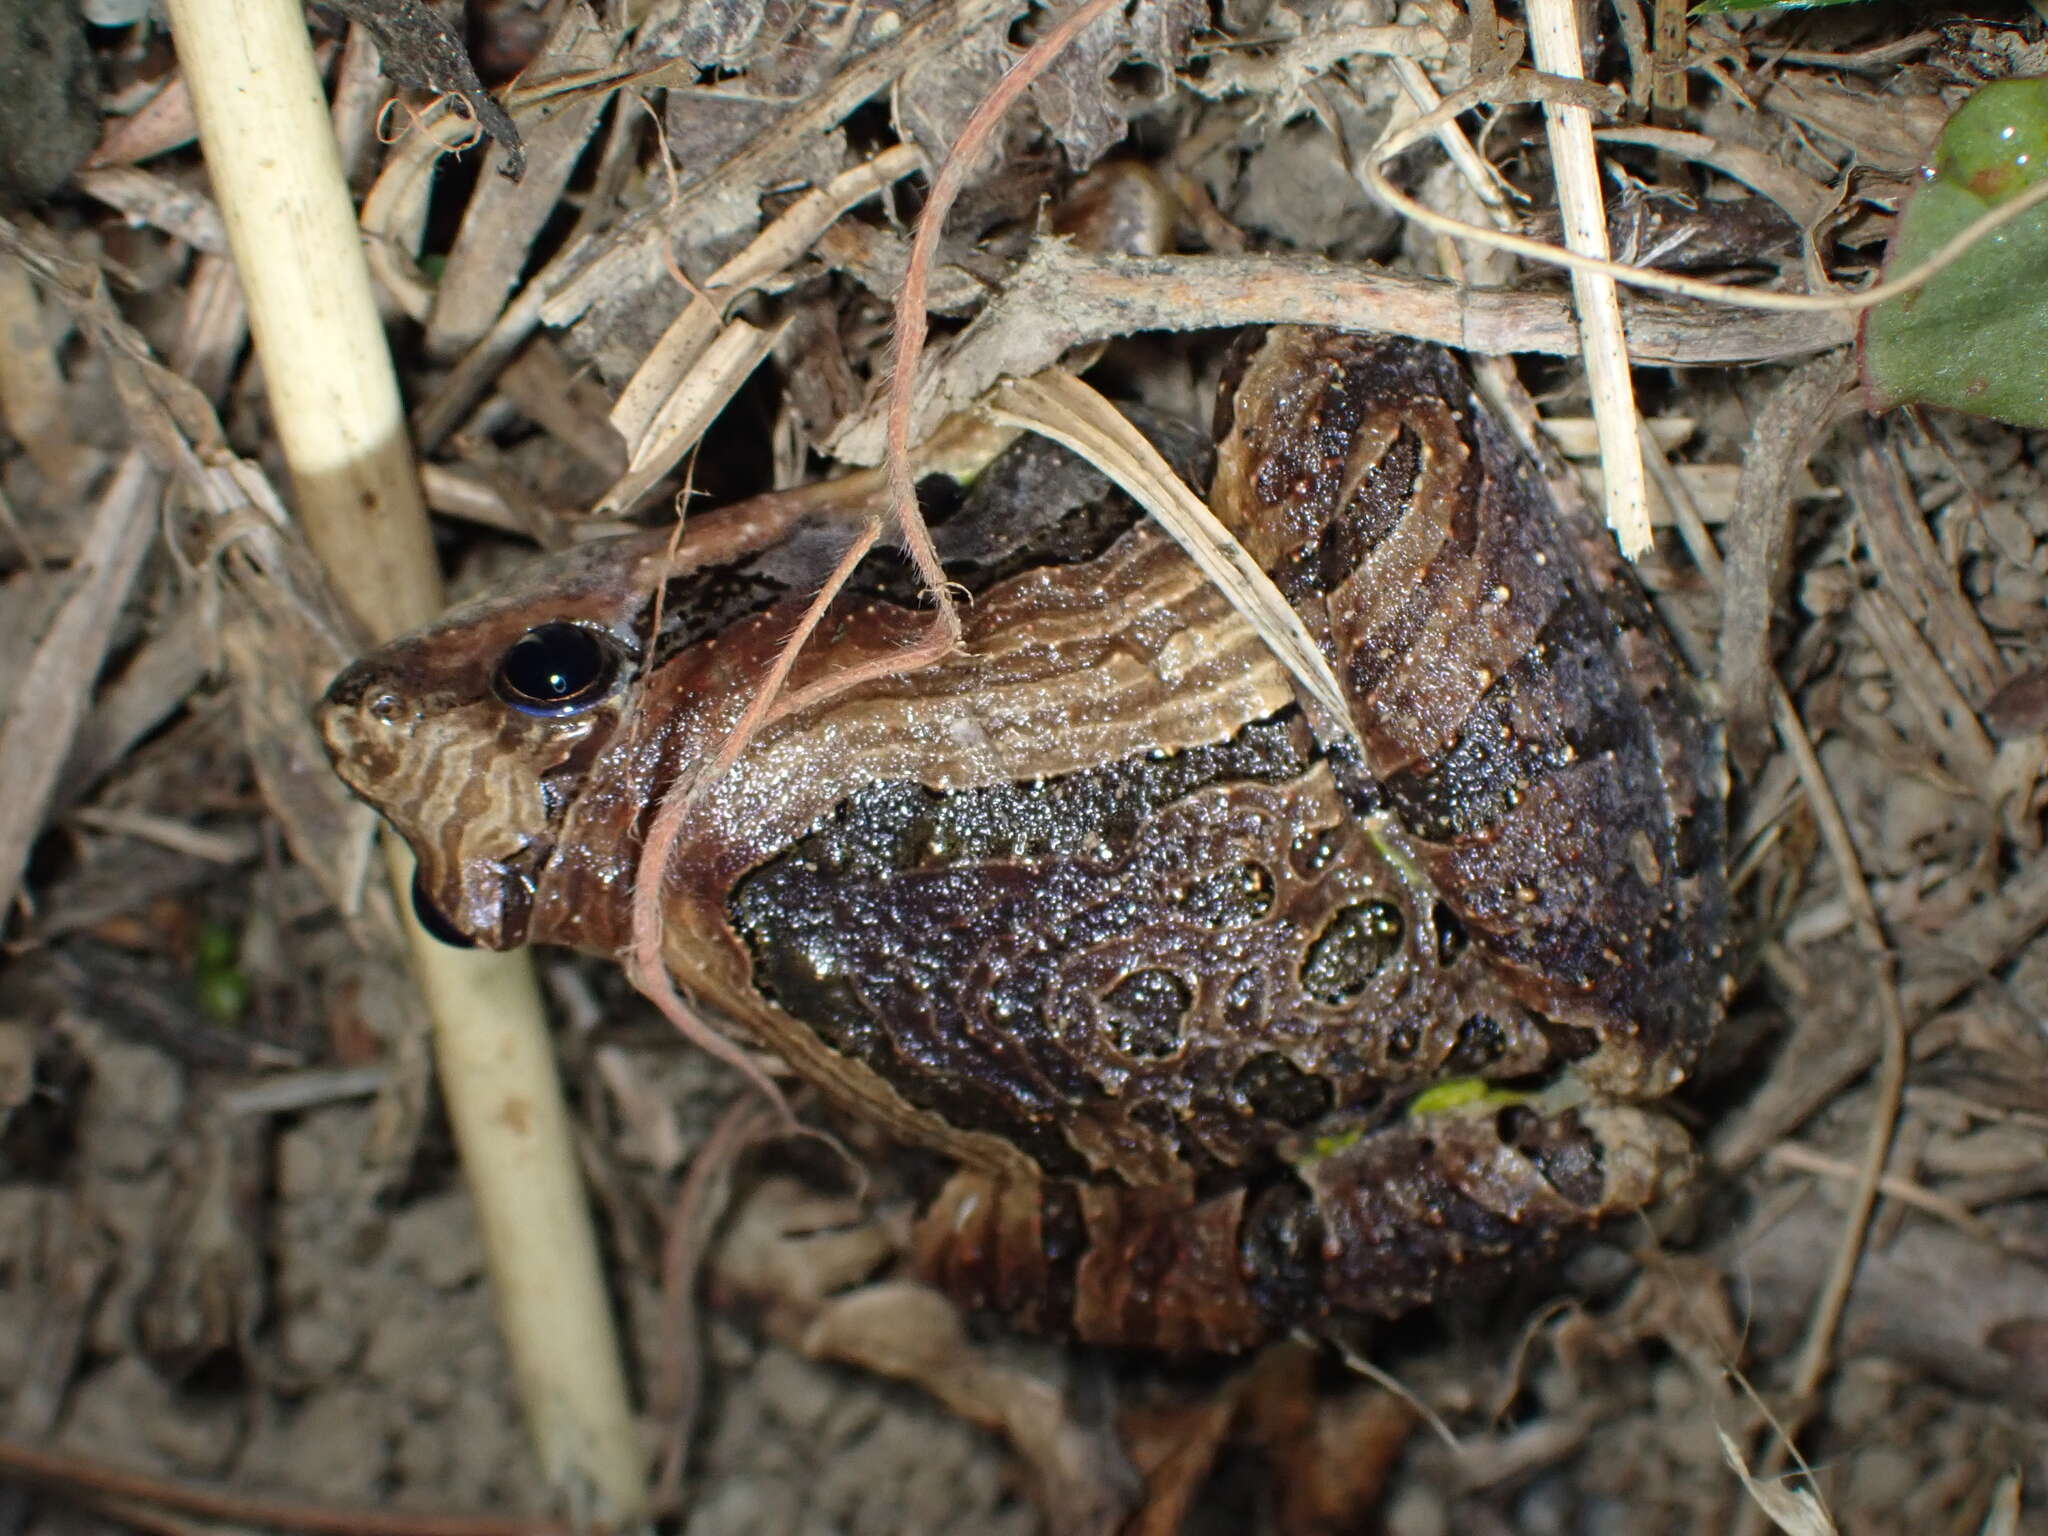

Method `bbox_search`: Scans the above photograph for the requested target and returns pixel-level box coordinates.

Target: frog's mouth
[407,866,479,947]
[402,844,538,951]
[316,660,546,952]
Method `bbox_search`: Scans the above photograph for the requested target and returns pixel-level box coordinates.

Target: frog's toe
[1269,1097,1697,1322]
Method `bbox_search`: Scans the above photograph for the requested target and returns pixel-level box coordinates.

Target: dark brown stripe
[1377,598,1637,843]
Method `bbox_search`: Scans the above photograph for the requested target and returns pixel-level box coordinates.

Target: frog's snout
[312,651,543,954]
[320,655,421,732]
[315,657,422,794]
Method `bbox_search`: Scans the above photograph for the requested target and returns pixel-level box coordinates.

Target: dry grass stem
[64,806,259,863]
[828,244,1850,463]
[987,369,1353,736]
[1364,85,2048,316]
[1644,421,1912,1503]
[598,316,785,517]
[1527,0,1649,553]
[1759,684,1908,1512]
[162,0,643,1511]
[652,1100,785,1511]
[1388,55,1511,220]
[0,1437,573,1536]
[1763,1142,2003,1253]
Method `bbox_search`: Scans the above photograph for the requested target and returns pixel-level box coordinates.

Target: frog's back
[1209,329,1728,1099]
[711,331,1727,1347]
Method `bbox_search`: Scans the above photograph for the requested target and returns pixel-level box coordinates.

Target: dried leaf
[1978,1471,2024,1536]
[197,464,382,918]
[1119,1389,1239,1536]
[0,452,161,919]
[319,0,523,176]
[1717,1429,1837,1536]
[1029,0,1199,170]
[425,3,620,358]
[1696,0,1880,11]
[804,1282,1138,1536]
[897,11,1011,169]
[133,1109,269,1382]
[654,0,769,69]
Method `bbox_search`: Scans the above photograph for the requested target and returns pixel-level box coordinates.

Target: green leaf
[1863,78,2048,428]
[192,919,250,1026]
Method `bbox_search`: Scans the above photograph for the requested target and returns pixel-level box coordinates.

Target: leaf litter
[1,2,2046,1534]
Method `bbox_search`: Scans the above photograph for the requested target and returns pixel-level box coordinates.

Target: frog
[318,328,1728,1353]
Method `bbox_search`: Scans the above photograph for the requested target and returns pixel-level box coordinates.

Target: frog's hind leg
[912,1097,1695,1352]
[1259,1095,1696,1326]
[914,1173,1274,1353]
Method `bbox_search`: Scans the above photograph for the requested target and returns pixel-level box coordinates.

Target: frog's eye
[493,623,619,717]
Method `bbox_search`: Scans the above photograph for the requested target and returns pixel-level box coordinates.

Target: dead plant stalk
[1526,0,1650,555]
[0,1436,572,1536]
[1360,72,2048,317]
[160,0,644,1513]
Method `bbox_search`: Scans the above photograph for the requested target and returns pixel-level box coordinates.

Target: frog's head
[317,534,674,951]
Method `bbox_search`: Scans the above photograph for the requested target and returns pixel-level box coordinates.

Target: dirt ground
[2,0,2047,1533]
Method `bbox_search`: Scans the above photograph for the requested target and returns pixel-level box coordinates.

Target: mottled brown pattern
[1211,332,1727,1100]
[318,329,1728,1352]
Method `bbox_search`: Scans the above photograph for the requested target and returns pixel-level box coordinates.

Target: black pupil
[497,623,610,711]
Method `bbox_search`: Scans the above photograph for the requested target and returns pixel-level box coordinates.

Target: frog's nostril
[321,658,376,710]
[321,658,417,726]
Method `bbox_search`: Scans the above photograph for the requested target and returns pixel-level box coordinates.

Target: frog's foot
[912,1095,1696,1353]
